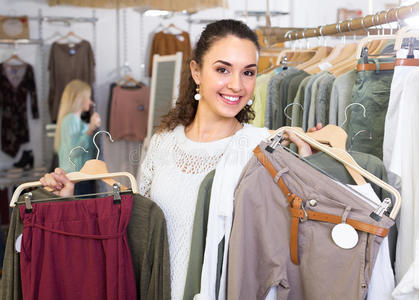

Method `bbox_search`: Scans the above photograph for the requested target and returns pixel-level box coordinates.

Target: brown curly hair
[157,19,260,132]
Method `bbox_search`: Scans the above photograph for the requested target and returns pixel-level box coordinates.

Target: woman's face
[81,90,93,112]
[191,35,258,120]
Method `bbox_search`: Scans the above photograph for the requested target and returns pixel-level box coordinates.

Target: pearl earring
[247,99,253,106]
[194,85,201,101]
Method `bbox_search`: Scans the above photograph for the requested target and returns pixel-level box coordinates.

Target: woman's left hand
[270,123,323,157]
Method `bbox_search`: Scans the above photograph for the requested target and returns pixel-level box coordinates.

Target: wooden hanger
[117,74,142,87]
[298,46,332,70]
[355,35,395,59]
[164,23,184,35]
[9,171,138,207]
[56,31,83,44]
[267,126,401,220]
[3,53,26,65]
[10,131,139,207]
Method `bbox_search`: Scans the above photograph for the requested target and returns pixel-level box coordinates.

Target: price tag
[331,223,358,249]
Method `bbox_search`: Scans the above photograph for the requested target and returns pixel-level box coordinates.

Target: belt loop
[341,206,352,223]
[274,167,289,183]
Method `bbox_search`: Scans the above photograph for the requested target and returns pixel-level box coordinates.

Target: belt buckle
[299,205,308,222]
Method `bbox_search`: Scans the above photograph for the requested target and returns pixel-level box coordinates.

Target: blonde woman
[54,80,101,193]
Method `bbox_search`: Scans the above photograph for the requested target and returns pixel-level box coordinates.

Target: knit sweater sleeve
[139,133,160,198]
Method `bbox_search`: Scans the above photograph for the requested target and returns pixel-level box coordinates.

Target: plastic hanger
[267,127,401,220]
[10,131,138,207]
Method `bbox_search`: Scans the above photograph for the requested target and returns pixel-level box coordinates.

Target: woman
[54,79,101,194]
[42,20,315,299]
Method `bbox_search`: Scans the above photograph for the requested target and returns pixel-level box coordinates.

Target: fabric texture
[1,189,171,300]
[109,85,150,141]
[348,183,395,300]
[302,73,323,131]
[315,72,335,126]
[48,40,95,123]
[273,71,302,129]
[307,72,328,129]
[382,64,417,191]
[227,143,394,300]
[285,71,309,126]
[390,68,419,287]
[148,31,191,76]
[290,75,311,128]
[139,125,232,299]
[328,69,357,131]
[264,67,299,129]
[0,63,38,157]
[251,71,275,127]
[347,58,395,160]
[195,125,269,300]
[19,195,137,300]
[58,113,94,173]
[183,170,215,300]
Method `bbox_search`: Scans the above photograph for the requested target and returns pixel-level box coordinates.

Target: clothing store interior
[1,0,419,299]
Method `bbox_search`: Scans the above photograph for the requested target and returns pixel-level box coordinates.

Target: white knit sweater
[138,125,232,300]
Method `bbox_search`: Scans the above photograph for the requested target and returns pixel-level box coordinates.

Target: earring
[194,85,201,101]
[247,99,253,106]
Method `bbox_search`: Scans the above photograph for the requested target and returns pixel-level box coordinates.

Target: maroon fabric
[19,194,137,300]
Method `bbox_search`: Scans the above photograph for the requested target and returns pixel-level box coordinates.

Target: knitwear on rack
[139,125,231,300]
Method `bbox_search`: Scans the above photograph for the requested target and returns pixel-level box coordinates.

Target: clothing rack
[260,3,419,43]
[0,10,99,171]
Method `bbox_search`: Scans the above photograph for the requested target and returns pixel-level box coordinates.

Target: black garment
[0,63,38,157]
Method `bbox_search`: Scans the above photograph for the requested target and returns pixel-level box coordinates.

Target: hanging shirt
[48,40,95,123]
[348,183,395,300]
[0,188,171,300]
[148,31,191,77]
[0,63,38,157]
[109,85,150,142]
[389,67,419,286]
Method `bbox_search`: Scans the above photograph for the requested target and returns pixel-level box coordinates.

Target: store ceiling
[48,0,227,12]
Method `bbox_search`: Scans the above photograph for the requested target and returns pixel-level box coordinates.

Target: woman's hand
[40,168,74,197]
[87,112,101,135]
[281,123,323,157]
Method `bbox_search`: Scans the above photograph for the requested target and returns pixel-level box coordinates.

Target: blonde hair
[54,80,91,151]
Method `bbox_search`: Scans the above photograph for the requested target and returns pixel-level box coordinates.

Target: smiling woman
[39,19,311,300]
[157,19,260,141]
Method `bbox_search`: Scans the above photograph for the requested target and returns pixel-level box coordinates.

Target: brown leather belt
[357,62,395,71]
[253,146,389,265]
[395,58,419,67]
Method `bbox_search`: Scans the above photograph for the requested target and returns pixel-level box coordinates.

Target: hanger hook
[349,129,372,151]
[93,130,114,160]
[361,16,369,36]
[284,103,304,121]
[375,12,384,35]
[68,146,89,171]
[384,8,392,35]
[342,103,367,127]
[284,30,293,41]
[395,7,401,30]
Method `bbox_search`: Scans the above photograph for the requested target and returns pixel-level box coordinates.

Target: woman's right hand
[87,112,101,135]
[40,168,74,197]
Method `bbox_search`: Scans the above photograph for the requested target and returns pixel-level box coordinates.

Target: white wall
[0,0,398,171]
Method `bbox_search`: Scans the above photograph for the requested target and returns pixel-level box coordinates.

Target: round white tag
[331,223,358,249]
[15,234,22,253]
